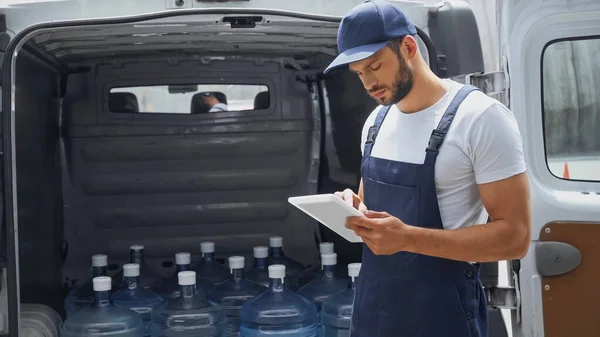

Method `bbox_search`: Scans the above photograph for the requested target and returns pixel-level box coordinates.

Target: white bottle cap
[269,236,283,248]
[123,263,140,277]
[92,254,108,267]
[93,276,112,292]
[201,242,215,254]
[130,245,144,251]
[176,252,191,265]
[348,263,362,278]
[268,264,286,280]
[321,253,337,266]
[178,271,196,286]
[320,242,334,254]
[229,256,245,270]
[253,246,269,258]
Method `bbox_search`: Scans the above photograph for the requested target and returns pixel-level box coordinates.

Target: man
[201,92,228,112]
[323,1,531,336]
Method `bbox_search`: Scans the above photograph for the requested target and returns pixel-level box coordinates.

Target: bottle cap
[321,253,337,266]
[229,256,245,270]
[253,246,268,258]
[129,245,144,251]
[268,264,286,279]
[176,252,191,265]
[348,263,362,278]
[92,254,108,267]
[178,271,196,286]
[92,276,112,292]
[320,242,334,254]
[269,236,283,248]
[123,263,140,277]
[200,242,215,253]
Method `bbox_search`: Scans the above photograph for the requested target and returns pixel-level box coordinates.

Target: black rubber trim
[416,26,440,76]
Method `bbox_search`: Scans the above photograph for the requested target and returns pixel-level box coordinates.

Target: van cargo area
[6,11,382,317]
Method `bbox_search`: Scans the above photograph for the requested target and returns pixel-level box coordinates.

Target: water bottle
[150,271,227,337]
[61,276,145,337]
[297,243,346,287]
[64,254,111,316]
[246,246,293,288]
[193,241,230,285]
[114,245,164,291]
[297,253,347,311]
[267,236,305,290]
[112,264,166,337]
[156,252,214,300]
[321,263,361,337]
[240,265,318,337]
[207,256,267,336]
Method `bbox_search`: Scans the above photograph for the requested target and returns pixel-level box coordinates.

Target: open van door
[499,0,600,336]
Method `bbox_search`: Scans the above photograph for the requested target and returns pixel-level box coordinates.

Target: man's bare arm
[403,172,531,262]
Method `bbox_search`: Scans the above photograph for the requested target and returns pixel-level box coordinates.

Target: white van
[0,0,598,336]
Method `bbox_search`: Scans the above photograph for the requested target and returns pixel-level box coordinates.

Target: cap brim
[323,41,388,74]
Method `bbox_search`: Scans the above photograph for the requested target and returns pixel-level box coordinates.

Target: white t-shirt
[360,79,527,230]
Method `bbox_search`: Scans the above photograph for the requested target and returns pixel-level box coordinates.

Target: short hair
[386,34,418,55]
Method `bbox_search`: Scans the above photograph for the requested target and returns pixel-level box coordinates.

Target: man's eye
[371,64,381,71]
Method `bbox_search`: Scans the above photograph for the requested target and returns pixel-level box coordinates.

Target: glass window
[108,84,270,114]
[542,37,600,181]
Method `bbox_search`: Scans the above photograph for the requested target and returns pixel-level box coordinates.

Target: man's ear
[402,35,419,60]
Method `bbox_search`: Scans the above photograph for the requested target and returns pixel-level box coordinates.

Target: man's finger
[346,215,377,229]
[358,202,368,215]
[365,210,390,219]
[342,189,355,208]
[352,224,374,239]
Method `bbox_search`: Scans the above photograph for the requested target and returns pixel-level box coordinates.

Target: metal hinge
[451,56,510,107]
[484,261,522,324]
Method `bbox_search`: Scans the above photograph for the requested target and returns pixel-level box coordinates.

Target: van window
[541,37,600,181]
[109,84,270,114]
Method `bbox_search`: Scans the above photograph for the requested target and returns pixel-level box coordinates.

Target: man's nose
[361,74,378,91]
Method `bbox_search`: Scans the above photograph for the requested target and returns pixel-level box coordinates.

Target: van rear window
[108,84,270,114]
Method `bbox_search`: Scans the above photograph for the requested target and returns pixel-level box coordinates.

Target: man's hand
[335,188,368,214]
[345,211,412,255]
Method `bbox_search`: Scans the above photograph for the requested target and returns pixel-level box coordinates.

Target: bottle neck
[254,257,268,269]
[124,276,139,289]
[231,268,244,280]
[180,284,196,298]
[176,264,190,272]
[270,247,283,257]
[202,252,215,262]
[93,291,111,307]
[130,250,144,265]
[92,266,107,278]
[269,278,285,292]
[350,277,357,289]
[322,264,335,276]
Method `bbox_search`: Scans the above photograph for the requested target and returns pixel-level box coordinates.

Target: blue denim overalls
[350,85,488,337]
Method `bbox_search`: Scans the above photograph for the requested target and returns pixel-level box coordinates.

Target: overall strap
[363,105,393,157]
[426,85,480,154]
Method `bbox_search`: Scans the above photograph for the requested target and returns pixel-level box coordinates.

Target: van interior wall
[14,52,65,309]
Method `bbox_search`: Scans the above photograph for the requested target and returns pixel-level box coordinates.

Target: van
[0,0,598,336]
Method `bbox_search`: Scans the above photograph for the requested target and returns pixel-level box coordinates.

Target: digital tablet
[288,193,365,243]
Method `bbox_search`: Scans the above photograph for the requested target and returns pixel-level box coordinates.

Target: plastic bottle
[240,265,318,337]
[245,246,293,289]
[61,276,145,337]
[267,236,305,290]
[297,253,347,312]
[207,256,267,337]
[114,245,164,291]
[321,263,361,337]
[193,241,230,285]
[64,254,111,316]
[112,264,166,337]
[150,271,227,337]
[297,243,346,287]
[156,252,214,300]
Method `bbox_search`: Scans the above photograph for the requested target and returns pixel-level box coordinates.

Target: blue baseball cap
[323,0,417,74]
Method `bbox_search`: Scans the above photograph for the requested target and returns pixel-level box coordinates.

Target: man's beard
[370,56,413,106]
